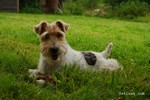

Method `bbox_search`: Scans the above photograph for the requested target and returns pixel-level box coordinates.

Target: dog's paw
[28,69,38,78]
[36,79,46,86]
[28,69,38,74]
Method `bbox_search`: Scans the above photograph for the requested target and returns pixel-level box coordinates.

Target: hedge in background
[19,0,41,13]
[117,1,150,19]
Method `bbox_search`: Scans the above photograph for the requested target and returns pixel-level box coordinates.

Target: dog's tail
[101,42,113,58]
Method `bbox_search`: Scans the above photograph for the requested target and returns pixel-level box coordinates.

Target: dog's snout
[50,48,58,53]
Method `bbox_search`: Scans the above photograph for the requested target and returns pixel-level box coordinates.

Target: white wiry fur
[60,42,120,71]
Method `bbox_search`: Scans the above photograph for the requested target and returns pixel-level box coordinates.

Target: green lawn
[0,13,150,100]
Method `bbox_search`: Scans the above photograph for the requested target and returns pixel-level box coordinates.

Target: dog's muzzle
[50,47,59,60]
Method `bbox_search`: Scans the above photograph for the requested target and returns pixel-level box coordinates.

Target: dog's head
[34,20,69,61]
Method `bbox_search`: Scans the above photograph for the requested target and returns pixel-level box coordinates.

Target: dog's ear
[33,21,48,35]
[56,20,69,32]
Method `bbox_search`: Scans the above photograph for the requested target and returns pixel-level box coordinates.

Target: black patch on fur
[82,52,97,66]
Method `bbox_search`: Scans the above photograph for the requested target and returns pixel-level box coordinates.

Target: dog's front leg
[28,58,46,78]
[29,57,49,85]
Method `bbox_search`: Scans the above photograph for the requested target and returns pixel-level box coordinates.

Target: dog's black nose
[50,47,58,53]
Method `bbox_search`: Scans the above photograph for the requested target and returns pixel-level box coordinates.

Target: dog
[29,20,121,84]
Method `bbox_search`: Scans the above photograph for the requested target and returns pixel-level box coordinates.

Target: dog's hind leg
[101,42,113,58]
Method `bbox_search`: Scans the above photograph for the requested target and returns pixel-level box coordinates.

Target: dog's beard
[41,45,67,61]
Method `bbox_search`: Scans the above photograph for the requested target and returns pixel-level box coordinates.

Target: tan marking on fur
[39,21,68,59]
[33,21,49,35]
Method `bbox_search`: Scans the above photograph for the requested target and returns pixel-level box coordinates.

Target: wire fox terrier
[29,20,121,84]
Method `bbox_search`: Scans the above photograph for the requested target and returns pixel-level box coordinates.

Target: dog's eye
[45,34,50,40]
[56,33,63,38]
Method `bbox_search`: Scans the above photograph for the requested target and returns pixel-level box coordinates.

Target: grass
[0,13,150,100]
